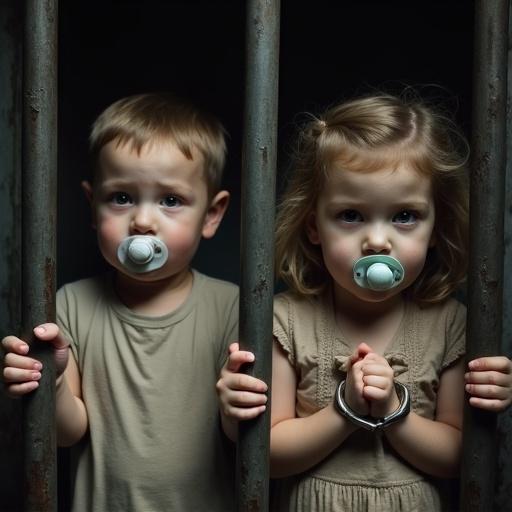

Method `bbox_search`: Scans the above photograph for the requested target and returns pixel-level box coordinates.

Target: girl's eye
[110,192,132,205]
[339,209,363,223]
[161,195,182,208]
[393,210,417,224]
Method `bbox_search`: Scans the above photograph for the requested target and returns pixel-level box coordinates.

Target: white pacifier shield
[353,255,404,291]
[117,236,169,273]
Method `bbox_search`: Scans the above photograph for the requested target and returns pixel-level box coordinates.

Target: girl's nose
[130,204,157,235]
[362,224,392,254]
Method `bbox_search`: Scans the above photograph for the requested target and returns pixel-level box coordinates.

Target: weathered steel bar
[460,1,509,510]
[238,0,280,510]
[496,0,512,507]
[0,1,23,510]
[22,1,59,511]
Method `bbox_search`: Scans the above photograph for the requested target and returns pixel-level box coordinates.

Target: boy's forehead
[93,138,208,189]
[97,138,204,173]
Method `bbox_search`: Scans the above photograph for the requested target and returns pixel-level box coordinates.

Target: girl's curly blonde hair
[275,94,469,305]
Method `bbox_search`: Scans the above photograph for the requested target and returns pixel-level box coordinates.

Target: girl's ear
[81,180,96,228]
[202,190,230,239]
[306,211,320,245]
[428,230,436,248]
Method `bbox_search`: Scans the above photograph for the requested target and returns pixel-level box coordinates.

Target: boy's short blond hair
[275,93,469,305]
[89,93,227,196]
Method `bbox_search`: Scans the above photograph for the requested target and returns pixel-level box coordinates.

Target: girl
[217,93,512,511]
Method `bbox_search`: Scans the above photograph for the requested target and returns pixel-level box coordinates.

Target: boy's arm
[465,356,512,411]
[216,342,268,442]
[55,349,88,446]
[2,323,88,446]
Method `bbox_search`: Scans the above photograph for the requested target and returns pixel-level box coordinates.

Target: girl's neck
[332,285,405,354]
[114,268,193,316]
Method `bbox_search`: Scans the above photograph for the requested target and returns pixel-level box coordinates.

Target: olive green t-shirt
[57,270,238,512]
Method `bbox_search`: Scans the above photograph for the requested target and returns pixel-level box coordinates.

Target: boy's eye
[339,209,363,223]
[111,192,133,205]
[393,210,417,224]
[161,195,182,208]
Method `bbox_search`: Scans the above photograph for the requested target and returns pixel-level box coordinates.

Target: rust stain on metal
[467,479,481,508]
[26,461,51,509]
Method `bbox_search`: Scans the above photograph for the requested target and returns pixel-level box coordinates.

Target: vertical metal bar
[0,1,23,510]
[238,1,280,510]
[460,1,509,510]
[496,0,512,507]
[22,1,58,511]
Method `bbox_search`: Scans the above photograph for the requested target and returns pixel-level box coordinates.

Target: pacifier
[117,236,169,273]
[353,255,404,291]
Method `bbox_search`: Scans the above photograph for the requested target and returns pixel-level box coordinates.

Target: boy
[3,93,238,511]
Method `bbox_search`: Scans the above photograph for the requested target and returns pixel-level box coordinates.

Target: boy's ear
[81,180,93,203]
[202,190,230,239]
[81,180,96,228]
[306,211,320,245]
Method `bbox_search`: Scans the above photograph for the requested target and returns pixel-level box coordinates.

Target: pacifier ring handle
[353,255,405,291]
[117,236,169,274]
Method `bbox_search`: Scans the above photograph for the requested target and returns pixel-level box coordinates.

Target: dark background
[3,1,475,510]
[57,0,474,290]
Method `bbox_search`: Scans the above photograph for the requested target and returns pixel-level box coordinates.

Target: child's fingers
[362,384,390,401]
[361,362,393,378]
[465,382,511,401]
[356,342,373,359]
[362,374,392,391]
[4,380,40,397]
[469,396,511,412]
[361,352,388,366]
[3,365,41,385]
[33,324,69,350]
[224,389,268,408]
[217,373,267,394]
[228,342,240,354]
[4,352,43,372]
[1,336,29,356]
[222,404,267,421]
[464,370,511,386]
[225,351,255,373]
[468,356,511,373]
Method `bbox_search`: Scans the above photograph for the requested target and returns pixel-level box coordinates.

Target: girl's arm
[270,340,358,478]
[383,359,464,478]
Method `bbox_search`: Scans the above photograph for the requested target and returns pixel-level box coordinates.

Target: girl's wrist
[334,380,410,431]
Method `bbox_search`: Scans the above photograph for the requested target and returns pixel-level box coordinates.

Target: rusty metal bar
[238,0,280,510]
[496,0,512,507]
[22,1,58,510]
[0,1,23,510]
[460,1,509,510]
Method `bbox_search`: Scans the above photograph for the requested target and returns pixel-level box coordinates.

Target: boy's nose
[362,224,392,254]
[130,204,157,235]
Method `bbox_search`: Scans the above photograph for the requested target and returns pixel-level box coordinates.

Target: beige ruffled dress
[271,290,466,512]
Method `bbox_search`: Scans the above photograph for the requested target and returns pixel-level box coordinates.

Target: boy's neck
[113,268,194,316]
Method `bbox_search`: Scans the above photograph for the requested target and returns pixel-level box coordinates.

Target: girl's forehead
[321,162,433,200]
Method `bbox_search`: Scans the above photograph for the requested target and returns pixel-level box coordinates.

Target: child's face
[307,163,435,305]
[84,139,228,284]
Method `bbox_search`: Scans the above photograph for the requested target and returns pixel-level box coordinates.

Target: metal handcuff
[334,379,410,431]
